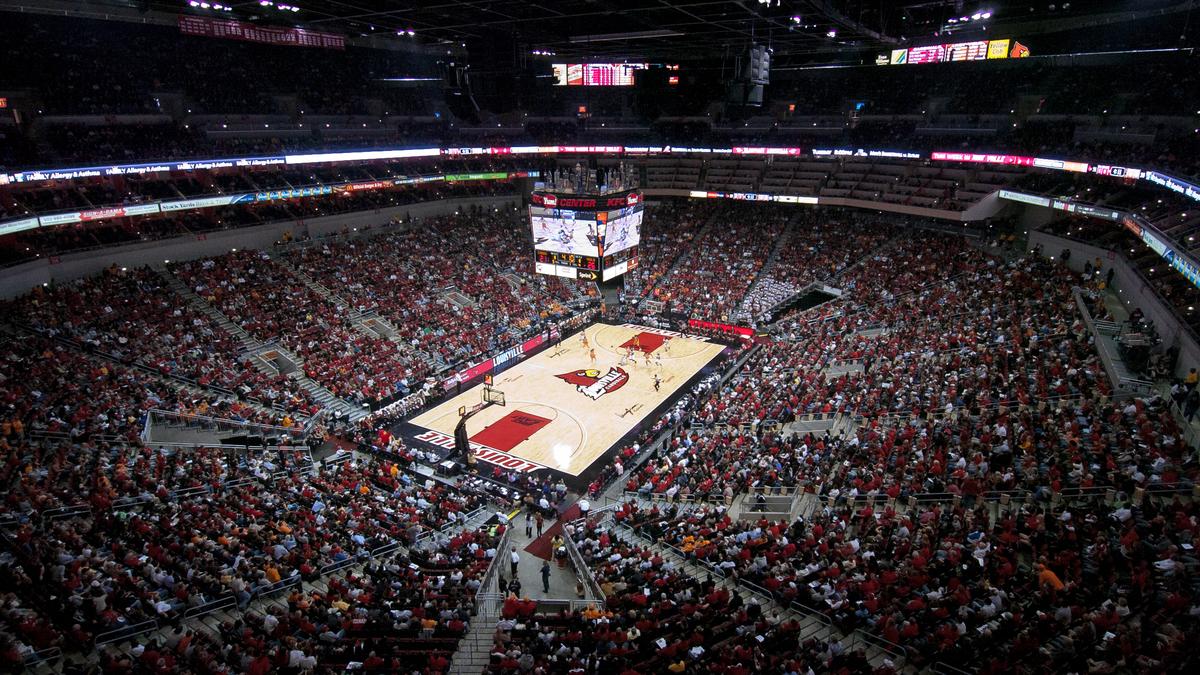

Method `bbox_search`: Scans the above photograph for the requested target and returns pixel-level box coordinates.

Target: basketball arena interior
[0,1,1198,673]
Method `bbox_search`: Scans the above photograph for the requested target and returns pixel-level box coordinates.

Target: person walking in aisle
[541,560,552,594]
[510,546,520,578]
[535,512,544,537]
[525,512,533,538]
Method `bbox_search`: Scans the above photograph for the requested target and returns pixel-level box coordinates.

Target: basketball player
[662,335,672,354]
[589,347,597,366]
[580,332,589,349]
[631,334,641,353]
[653,373,661,392]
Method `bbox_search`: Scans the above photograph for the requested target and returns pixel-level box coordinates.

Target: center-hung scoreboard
[529,189,642,282]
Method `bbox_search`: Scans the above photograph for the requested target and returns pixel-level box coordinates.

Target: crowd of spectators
[0,331,293,442]
[173,250,428,406]
[622,201,710,303]
[646,203,789,321]
[285,208,590,371]
[615,480,1197,672]
[737,213,899,322]
[1,447,497,670]
[494,518,892,674]
[5,265,317,418]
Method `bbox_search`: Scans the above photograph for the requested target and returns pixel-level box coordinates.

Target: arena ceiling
[150,0,1188,60]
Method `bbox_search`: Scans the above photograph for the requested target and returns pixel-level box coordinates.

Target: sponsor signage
[998,189,1051,207]
[254,186,334,202]
[1033,157,1090,173]
[1069,204,1121,221]
[1144,171,1200,203]
[284,147,441,166]
[688,190,818,205]
[1092,165,1143,180]
[340,181,389,192]
[687,318,754,339]
[601,260,629,281]
[811,148,922,159]
[0,217,40,237]
[79,207,128,222]
[931,152,1035,166]
[38,212,82,226]
[159,196,239,212]
[441,332,548,391]
[444,172,512,181]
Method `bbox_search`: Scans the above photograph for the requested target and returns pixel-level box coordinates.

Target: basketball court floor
[405,322,727,479]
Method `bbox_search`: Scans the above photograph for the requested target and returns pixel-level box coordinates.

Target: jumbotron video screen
[531,191,641,281]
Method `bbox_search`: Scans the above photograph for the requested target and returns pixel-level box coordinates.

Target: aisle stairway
[153,265,367,422]
[605,518,897,669]
[448,597,500,674]
[637,212,719,312]
[732,219,796,323]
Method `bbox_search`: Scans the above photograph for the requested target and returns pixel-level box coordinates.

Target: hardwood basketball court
[406,322,727,477]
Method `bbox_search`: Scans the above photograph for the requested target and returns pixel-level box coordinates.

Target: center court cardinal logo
[556,366,629,400]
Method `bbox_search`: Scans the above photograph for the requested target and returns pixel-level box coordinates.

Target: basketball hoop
[483,386,506,407]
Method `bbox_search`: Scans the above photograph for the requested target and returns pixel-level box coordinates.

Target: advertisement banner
[159,196,239,212]
[444,172,512,181]
[38,212,83,227]
[931,152,1035,166]
[997,189,1051,207]
[0,217,41,237]
[443,358,495,391]
[687,319,754,339]
[987,39,1011,59]
[1144,171,1200,203]
[440,331,549,391]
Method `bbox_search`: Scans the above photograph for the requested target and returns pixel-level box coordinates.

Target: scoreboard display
[530,190,642,281]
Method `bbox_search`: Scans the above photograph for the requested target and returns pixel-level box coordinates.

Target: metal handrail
[95,619,159,647]
[22,646,62,667]
[563,534,605,602]
[253,573,302,599]
[183,594,237,620]
[475,526,512,605]
[146,408,302,436]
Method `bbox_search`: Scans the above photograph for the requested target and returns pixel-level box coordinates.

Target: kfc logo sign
[627,192,640,206]
[541,193,558,208]
[556,367,629,400]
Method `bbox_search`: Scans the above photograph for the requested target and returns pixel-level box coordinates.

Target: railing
[254,573,302,599]
[22,646,62,668]
[530,598,604,613]
[563,533,605,603]
[472,591,505,617]
[13,464,318,526]
[95,619,159,647]
[622,490,729,505]
[320,553,368,576]
[474,526,512,607]
[43,504,92,521]
[182,594,237,620]
[612,519,913,666]
[145,408,304,439]
[931,661,976,675]
[1072,286,1154,396]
